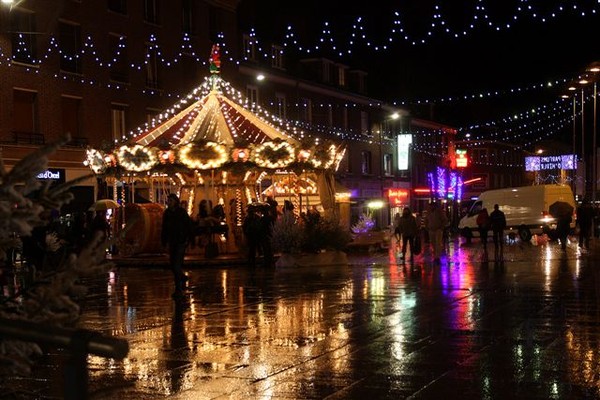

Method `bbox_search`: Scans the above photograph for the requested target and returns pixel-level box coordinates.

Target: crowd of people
[392,196,600,265]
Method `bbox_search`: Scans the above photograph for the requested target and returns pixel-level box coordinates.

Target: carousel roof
[85,46,344,176]
[132,82,299,149]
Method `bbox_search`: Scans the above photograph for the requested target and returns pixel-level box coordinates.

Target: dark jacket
[398,214,419,237]
[577,203,594,230]
[161,206,192,246]
[489,209,507,232]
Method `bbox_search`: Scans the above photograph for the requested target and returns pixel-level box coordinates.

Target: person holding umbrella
[550,201,574,251]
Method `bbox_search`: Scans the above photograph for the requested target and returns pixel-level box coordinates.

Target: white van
[458,184,575,241]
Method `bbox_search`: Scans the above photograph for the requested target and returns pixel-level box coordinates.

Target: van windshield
[469,201,482,217]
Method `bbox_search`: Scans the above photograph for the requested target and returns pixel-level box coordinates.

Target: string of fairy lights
[1,5,596,157]
[281,0,598,53]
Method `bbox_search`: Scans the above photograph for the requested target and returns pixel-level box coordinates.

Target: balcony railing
[13,131,45,145]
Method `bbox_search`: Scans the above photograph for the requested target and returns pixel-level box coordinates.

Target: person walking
[489,204,507,261]
[393,212,402,247]
[161,193,192,299]
[397,207,418,262]
[555,208,573,251]
[425,201,448,264]
[576,198,594,249]
[90,210,110,240]
[476,207,490,261]
[242,206,263,268]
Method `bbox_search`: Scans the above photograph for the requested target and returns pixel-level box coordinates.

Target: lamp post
[378,111,401,228]
[587,62,600,203]
[562,91,577,194]
[567,79,589,199]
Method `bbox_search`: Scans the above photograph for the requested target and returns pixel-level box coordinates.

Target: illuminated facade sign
[455,149,468,168]
[387,188,410,207]
[396,134,412,170]
[524,154,576,171]
[35,168,65,183]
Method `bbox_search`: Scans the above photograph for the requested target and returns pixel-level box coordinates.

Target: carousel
[84,45,348,257]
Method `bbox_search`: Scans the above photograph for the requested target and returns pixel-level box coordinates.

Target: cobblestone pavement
[4,235,600,399]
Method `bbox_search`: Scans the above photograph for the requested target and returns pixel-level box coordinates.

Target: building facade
[0,0,458,229]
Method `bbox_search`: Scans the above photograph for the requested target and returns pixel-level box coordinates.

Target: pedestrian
[576,198,594,249]
[397,207,418,262]
[425,201,448,264]
[260,205,275,268]
[476,207,490,261]
[283,200,294,214]
[393,212,402,246]
[161,193,193,299]
[489,204,507,261]
[90,210,110,240]
[242,206,263,268]
[555,209,573,251]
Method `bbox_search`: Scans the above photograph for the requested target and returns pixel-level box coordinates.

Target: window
[108,0,127,14]
[145,43,160,88]
[143,0,159,24]
[10,10,36,65]
[59,22,82,74]
[338,65,346,87]
[275,93,286,120]
[111,104,128,141]
[242,34,256,61]
[271,45,283,69]
[473,148,488,163]
[342,108,348,130]
[61,96,81,137]
[300,98,312,123]
[182,0,196,34]
[246,85,258,105]
[327,105,333,127]
[361,151,372,175]
[322,60,331,83]
[384,154,393,176]
[12,89,38,135]
[360,111,369,135]
[344,149,352,173]
[109,34,128,82]
[146,108,161,124]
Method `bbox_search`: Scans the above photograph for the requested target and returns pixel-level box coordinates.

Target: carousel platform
[107,252,256,269]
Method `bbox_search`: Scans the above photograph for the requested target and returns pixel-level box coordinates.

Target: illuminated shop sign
[387,188,410,206]
[455,149,468,168]
[36,168,65,183]
[396,134,412,170]
[524,154,576,171]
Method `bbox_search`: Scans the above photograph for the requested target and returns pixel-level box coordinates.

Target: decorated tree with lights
[0,136,112,376]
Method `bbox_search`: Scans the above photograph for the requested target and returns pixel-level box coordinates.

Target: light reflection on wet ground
[4,236,600,399]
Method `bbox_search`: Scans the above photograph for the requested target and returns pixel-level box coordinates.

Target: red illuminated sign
[456,149,468,168]
[387,188,409,206]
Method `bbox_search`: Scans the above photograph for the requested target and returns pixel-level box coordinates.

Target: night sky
[238,1,600,135]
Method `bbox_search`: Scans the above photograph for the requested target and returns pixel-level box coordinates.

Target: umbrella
[549,201,574,219]
[89,199,121,211]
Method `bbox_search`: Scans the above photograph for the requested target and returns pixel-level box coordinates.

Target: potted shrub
[272,211,351,267]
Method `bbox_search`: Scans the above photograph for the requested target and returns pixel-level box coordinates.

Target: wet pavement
[4,235,600,399]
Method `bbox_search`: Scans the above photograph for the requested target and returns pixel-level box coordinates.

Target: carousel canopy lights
[116,144,158,172]
[178,142,228,170]
[83,46,345,176]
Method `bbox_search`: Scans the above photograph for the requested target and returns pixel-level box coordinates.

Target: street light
[586,62,600,203]
[562,90,577,194]
[566,78,590,198]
